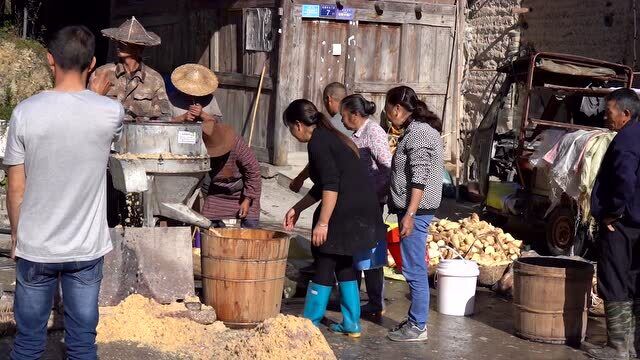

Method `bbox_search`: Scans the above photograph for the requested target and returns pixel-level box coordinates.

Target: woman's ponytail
[341,94,377,117]
[413,100,442,133]
[386,86,442,133]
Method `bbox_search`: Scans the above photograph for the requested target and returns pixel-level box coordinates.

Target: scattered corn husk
[428,213,524,268]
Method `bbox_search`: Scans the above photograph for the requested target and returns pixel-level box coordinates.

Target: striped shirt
[201,136,262,221]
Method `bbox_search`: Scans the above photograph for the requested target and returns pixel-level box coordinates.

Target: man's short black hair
[606,88,640,121]
[46,25,95,72]
[323,82,347,101]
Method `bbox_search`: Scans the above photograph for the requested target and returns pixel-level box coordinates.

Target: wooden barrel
[513,256,594,345]
[201,228,290,327]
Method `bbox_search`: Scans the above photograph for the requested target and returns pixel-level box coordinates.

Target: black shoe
[387,319,428,342]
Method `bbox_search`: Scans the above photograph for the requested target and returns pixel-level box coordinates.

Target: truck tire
[482,211,508,228]
[545,206,584,256]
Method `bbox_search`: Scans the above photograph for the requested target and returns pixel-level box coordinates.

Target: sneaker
[387,320,428,342]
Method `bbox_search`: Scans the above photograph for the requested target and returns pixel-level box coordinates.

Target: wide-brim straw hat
[171,64,219,97]
[102,16,161,47]
[202,122,237,157]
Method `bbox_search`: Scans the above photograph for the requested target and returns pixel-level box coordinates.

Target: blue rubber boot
[329,281,362,338]
[302,282,332,326]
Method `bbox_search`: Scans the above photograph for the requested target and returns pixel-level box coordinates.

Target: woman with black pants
[283,99,385,337]
[340,94,392,318]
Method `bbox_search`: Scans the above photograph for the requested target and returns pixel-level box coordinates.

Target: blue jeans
[398,212,434,329]
[11,257,104,360]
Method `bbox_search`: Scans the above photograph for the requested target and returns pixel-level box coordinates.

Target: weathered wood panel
[192,0,278,9]
[110,4,276,162]
[212,8,275,161]
[217,11,243,74]
[291,1,456,14]
[355,23,401,83]
[287,19,349,152]
[352,20,454,161]
[111,0,181,17]
[278,4,457,159]
[301,20,348,105]
[215,88,272,154]
[215,72,274,90]
[274,0,306,164]
[353,81,447,95]
[429,27,454,84]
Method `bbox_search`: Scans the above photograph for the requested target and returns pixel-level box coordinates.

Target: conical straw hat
[171,64,219,97]
[102,16,161,46]
[202,122,237,157]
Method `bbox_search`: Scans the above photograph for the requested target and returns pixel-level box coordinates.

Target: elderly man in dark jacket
[589,88,640,360]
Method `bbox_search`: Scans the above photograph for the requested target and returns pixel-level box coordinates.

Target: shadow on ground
[283,280,600,360]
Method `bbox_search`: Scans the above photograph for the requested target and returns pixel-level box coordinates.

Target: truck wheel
[546,207,583,256]
[482,211,508,227]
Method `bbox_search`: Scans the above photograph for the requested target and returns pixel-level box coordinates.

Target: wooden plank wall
[279,1,458,161]
[109,1,277,162]
[355,23,455,157]
[300,21,348,114]
[110,0,460,164]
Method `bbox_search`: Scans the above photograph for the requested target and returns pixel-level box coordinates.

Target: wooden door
[275,1,459,164]
[353,22,455,159]
[289,19,349,152]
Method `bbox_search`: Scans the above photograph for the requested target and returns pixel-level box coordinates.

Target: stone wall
[521,0,632,65]
[462,0,522,137]
[462,0,637,139]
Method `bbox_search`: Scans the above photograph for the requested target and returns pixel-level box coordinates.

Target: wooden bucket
[201,228,290,327]
[513,257,594,345]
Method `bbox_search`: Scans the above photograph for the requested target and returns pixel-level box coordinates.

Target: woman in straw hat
[89,16,172,122]
[199,121,262,228]
[170,63,261,226]
[169,63,222,123]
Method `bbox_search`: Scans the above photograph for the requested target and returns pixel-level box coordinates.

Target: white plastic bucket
[436,259,480,316]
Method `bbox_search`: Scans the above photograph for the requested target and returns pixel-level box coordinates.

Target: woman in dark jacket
[283,99,385,337]
[384,86,444,342]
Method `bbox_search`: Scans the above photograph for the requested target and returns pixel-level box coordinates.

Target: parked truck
[463,52,633,256]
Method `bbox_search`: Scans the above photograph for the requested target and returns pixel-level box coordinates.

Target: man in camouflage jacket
[90,16,171,121]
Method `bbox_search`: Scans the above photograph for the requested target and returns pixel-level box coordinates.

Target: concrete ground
[0,175,605,359]
[289,282,598,360]
[0,280,603,360]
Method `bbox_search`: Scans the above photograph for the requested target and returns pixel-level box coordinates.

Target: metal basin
[115,121,207,156]
[109,121,212,228]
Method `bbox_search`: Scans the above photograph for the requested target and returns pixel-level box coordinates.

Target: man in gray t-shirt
[5,26,123,359]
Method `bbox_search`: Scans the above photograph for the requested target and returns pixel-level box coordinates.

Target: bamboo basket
[478,264,510,286]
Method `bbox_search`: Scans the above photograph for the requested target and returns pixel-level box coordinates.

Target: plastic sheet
[529,129,567,168]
